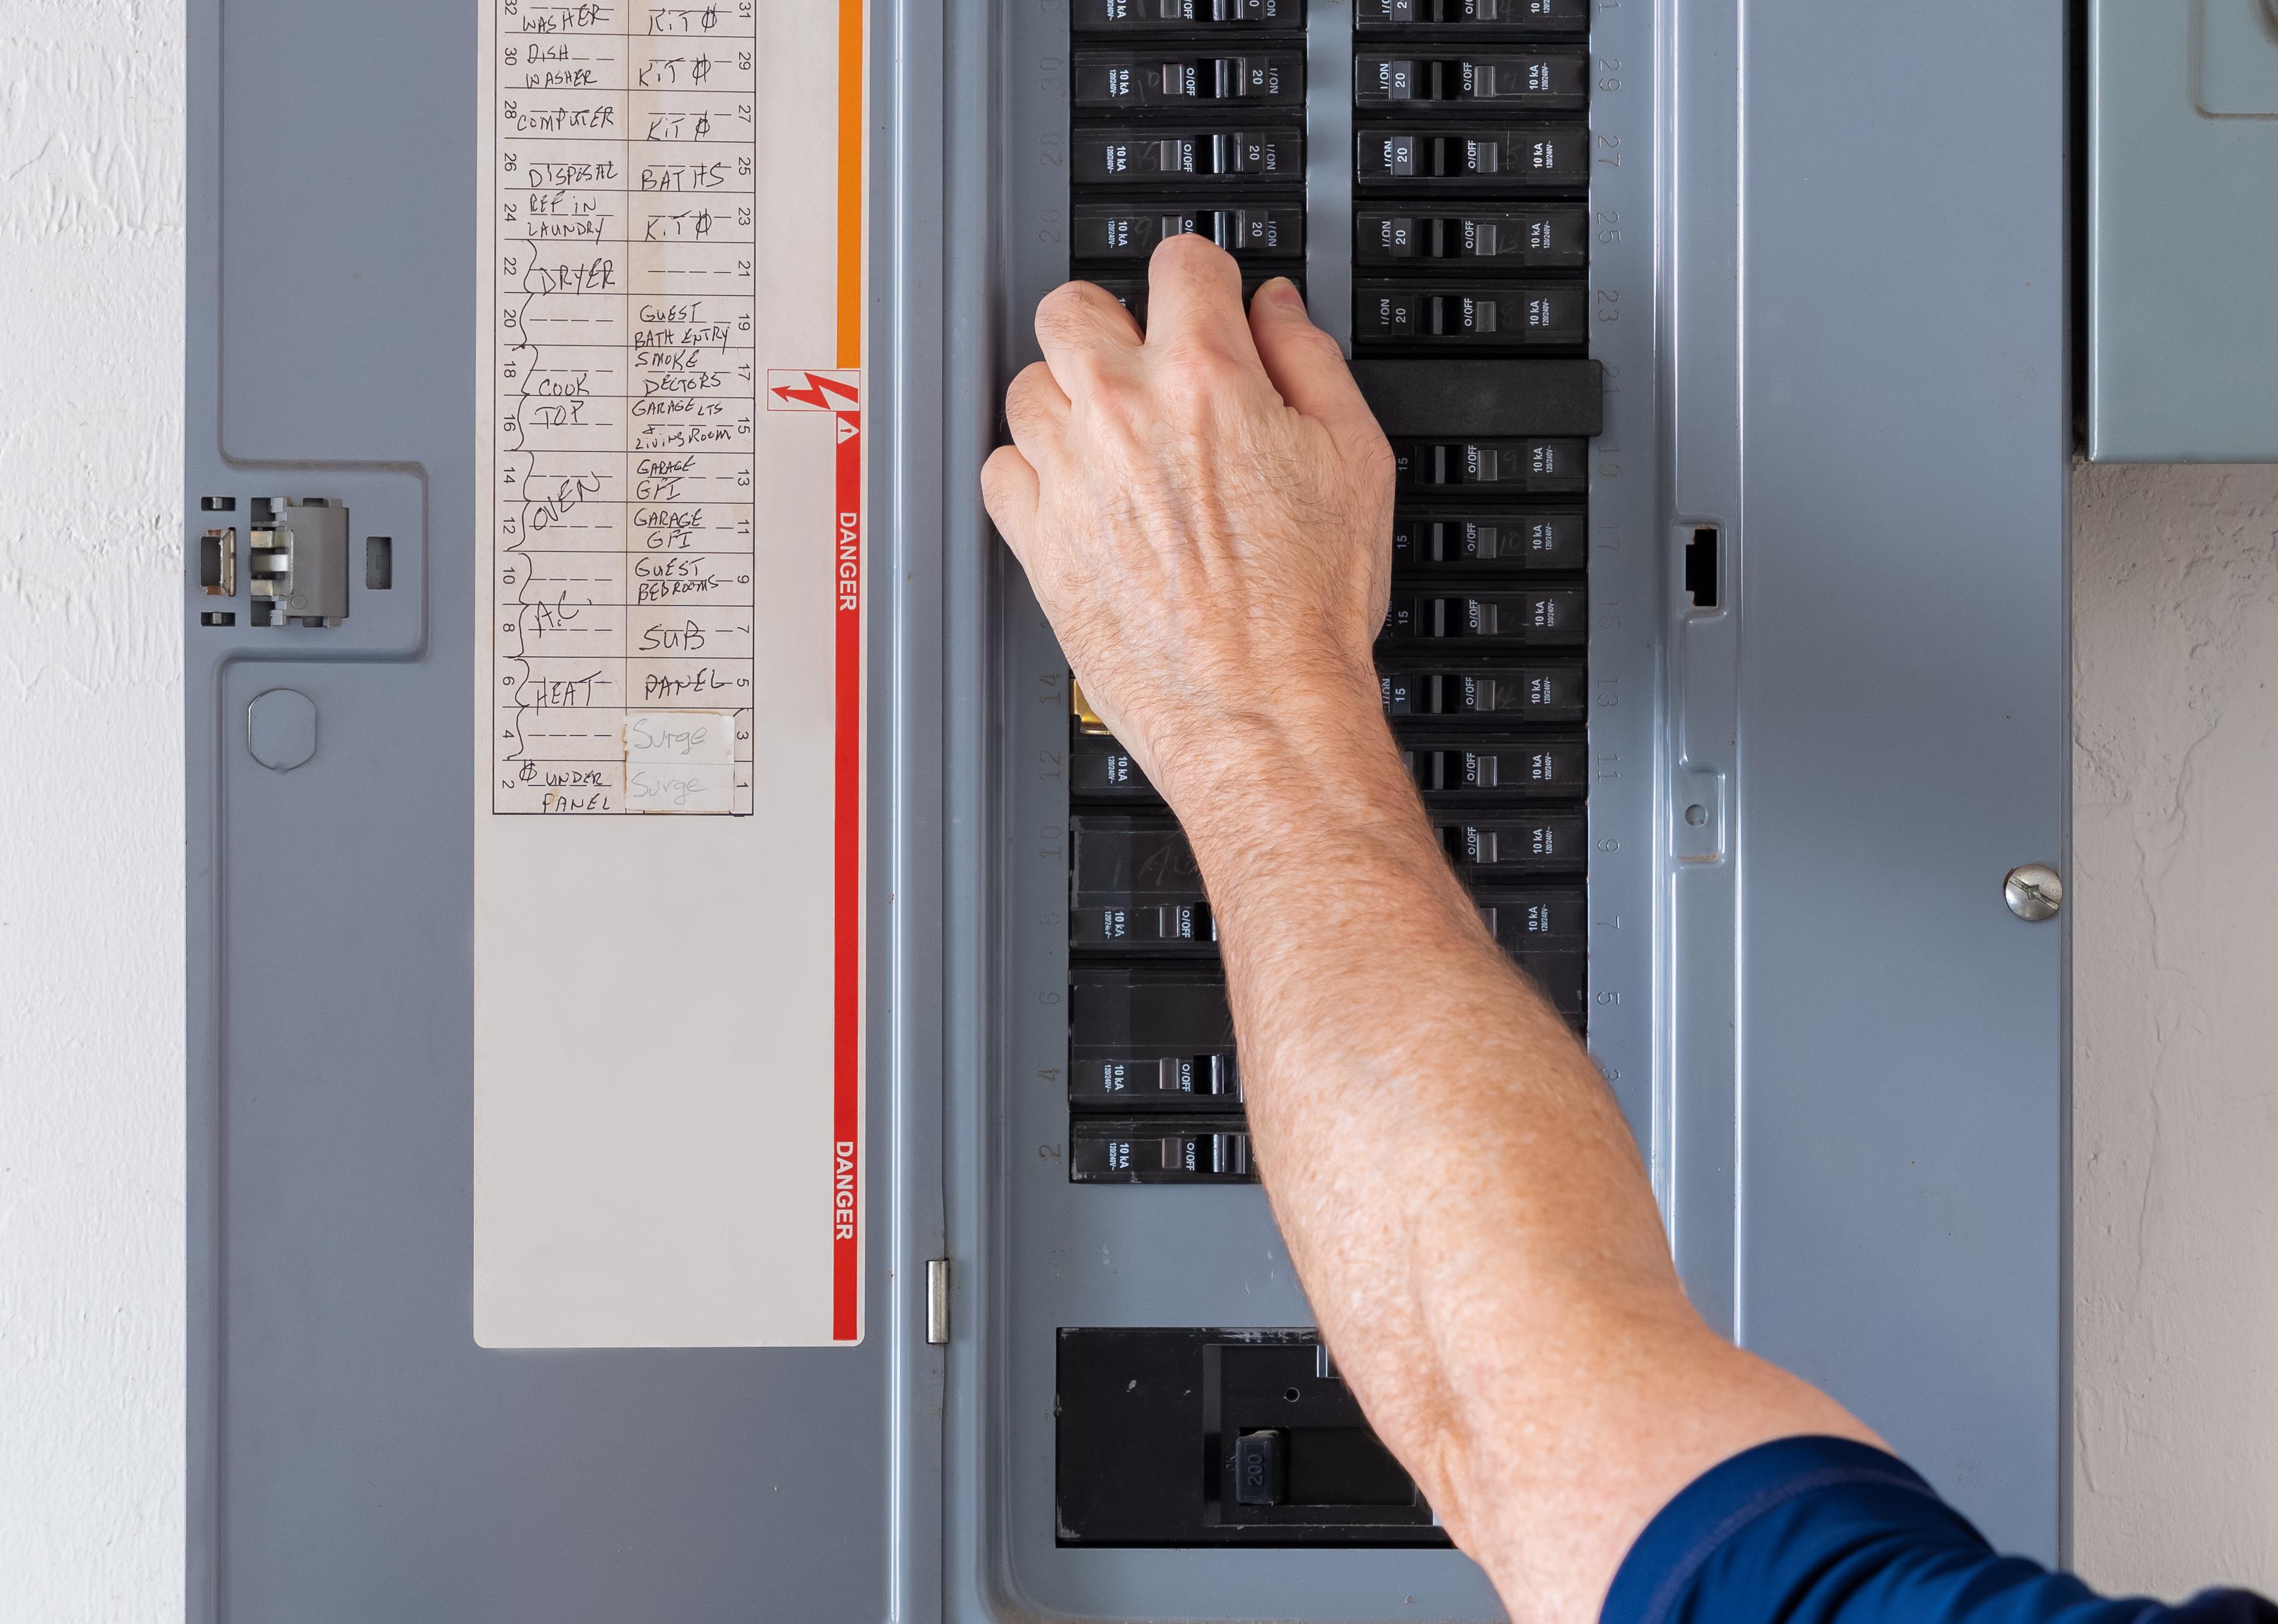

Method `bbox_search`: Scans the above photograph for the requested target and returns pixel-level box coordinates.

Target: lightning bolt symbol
[770,371,861,408]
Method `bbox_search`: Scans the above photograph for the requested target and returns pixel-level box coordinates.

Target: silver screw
[2004,863,2063,922]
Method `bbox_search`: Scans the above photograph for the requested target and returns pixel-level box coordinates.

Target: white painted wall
[2072,460,2278,1597]
[1,4,2274,1616]
[0,3,187,1620]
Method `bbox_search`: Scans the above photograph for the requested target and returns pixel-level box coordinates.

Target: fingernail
[1259,276,1304,311]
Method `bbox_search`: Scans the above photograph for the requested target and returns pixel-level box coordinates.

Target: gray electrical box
[2089,0,2278,461]
[186,2,2069,1619]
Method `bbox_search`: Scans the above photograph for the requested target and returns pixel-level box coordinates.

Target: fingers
[980,443,1041,560]
[1143,233,1265,374]
[1033,279,1143,398]
[1247,277,1384,457]
[1003,359,1071,463]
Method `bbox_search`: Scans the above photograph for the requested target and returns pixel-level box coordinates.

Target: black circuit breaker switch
[1081,1052,1240,1105]
[1072,732,1160,799]
[1074,0,1302,28]
[1509,949,1587,1016]
[1073,203,1304,260]
[1073,127,1303,184]
[1072,817,1216,949]
[1072,902,1215,949]
[1379,663,1587,721]
[1391,510,1587,569]
[1476,886,1586,947]
[1356,51,1588,112]
[1382,589,1587,644]
[1357,207,1588,267]
[1072,52,1304,108]
[1357,282,1588,348]
[1357,0,1589,29]
[1070,967,1242,1109]
[1092,272,1295,327]
[1234,1432,1287,1506]
[1071,1120,1257,1183]
[1390,436,1588,493]
[1436,811,1589,872]
[1356,126,1589,189]
[1404,737,1589,797]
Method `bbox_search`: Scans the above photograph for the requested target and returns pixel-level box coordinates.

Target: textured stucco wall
[2072,461,2278,1596]
[0,3,187,1621]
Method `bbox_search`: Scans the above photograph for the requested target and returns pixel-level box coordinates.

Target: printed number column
[622,2,759,816]
[495,0,633,813]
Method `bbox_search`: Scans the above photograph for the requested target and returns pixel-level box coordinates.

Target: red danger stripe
[832,408,862,1342]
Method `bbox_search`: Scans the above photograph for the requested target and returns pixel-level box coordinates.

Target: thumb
[1248,277,1382,458]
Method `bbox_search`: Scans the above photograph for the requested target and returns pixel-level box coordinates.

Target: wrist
[1154,687,1439,882]
[1141,663,1385,810]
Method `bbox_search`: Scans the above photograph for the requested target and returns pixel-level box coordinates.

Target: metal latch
[926,1258,950,1345]
[249,497,350,627]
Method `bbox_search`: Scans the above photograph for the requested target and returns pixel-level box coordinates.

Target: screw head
[2004,863,2063,922]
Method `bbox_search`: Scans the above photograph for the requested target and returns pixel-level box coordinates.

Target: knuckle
[1153,231,1229,273]
[1154,335,1249,392]
[979,448,1023,502]
[1004,362,1053,414]
[1032,287,1094,346]
[1035,280,1130,352]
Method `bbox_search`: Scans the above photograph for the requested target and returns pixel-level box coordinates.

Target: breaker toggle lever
[1072,51,1300,109]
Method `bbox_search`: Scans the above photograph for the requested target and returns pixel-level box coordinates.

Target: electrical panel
[186,1,2069,1619]
[2086,0,2278,462]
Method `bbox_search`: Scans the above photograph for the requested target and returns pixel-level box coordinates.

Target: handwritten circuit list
[491,1,760,814]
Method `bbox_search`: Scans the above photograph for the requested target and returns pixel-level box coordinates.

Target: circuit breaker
[186,1,2069,1619]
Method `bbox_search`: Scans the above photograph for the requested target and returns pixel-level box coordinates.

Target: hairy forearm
[1169,696,1697,1579]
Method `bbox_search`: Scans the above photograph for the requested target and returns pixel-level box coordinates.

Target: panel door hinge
[926,1257,950,1346]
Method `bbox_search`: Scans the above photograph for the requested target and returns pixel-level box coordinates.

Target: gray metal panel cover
[188,0,2069,1615]
[186,0,933,1617]
[1733,1,2067,1560]
[2090,0,2278,461]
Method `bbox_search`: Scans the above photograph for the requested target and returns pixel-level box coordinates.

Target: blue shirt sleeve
[1602,1436,2274,1624]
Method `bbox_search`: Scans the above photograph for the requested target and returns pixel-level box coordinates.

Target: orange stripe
[837,0,864,369]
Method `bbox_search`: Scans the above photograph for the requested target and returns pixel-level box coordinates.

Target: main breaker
[184,2,2069,1619]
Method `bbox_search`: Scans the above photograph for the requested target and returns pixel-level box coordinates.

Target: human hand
[980,236,1397,810]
